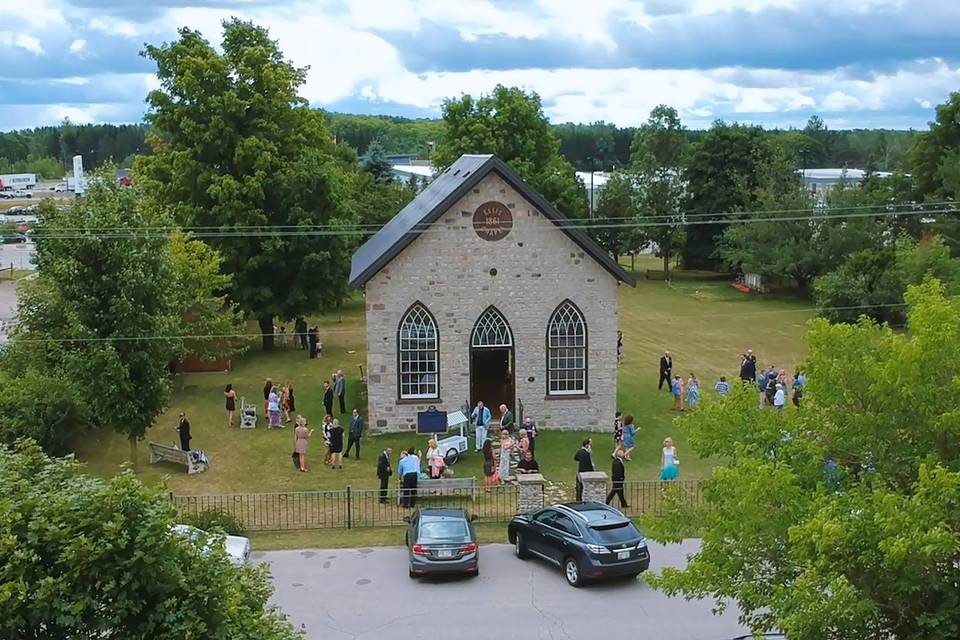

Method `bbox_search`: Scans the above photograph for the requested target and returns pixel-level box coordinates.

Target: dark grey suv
[508,502,650,587]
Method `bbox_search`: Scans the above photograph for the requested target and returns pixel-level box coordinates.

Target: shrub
[180,508,246,535]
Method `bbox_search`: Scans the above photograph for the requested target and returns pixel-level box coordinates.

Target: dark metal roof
[349,154,636,288]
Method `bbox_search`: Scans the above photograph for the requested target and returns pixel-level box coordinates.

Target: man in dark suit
[498,403,515,434]
[376,447,393,503]
[659,351,673,391]
[176,412,192,451]
[573,437,594,501]
[345,408,363,459]
[323,381,334,416]
[605,449,629,508]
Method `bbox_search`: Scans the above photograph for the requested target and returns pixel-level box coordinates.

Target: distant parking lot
[261,540,748,640]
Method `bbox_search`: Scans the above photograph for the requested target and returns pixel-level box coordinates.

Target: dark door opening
[470,347,515,420]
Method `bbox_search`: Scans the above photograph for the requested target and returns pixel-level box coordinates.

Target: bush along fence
[170,475,702,532]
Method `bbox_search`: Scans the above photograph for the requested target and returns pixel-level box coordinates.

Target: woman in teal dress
[659,437,680,481]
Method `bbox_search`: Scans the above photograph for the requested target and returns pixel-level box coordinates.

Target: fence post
[346,485,352,530]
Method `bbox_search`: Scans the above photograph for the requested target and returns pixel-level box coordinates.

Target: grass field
[76,260,815,498]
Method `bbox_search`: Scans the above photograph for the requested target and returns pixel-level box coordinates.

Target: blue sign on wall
[417,407,448,434]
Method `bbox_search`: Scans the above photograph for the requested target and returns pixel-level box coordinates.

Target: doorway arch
[469,306,515,419]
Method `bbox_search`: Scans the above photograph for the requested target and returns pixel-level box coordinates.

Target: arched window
[397,303,439,399]
[546,301,587,395]
[472,306,513,348]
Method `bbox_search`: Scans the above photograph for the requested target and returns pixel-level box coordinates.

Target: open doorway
[469,307,515,420]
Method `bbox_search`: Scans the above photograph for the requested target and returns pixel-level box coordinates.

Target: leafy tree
[349,170,417,229]
[909,91,960,199]
[169,231,246,362]
[645,279,960,640]
[0,369,88,455]
[137,19,356,349]
[775,131,826,168]
[0,439,302,639]
[432,85,587,217]
[815,236,960,324]
[683,121,784,268]
[360,138,395,182]
[589,172,636,263]
[631,105,688,278]
[3,180,181,462]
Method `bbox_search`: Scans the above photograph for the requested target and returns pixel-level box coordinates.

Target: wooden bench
[397,476,477,504]
[148,442,207,475]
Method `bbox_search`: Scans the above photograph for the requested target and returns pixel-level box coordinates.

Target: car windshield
[590,521,641,544]
[418,518,470,543]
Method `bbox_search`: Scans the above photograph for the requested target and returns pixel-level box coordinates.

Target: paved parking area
[260,540,747,640]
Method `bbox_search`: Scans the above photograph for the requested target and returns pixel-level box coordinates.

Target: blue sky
[1,0,959,131]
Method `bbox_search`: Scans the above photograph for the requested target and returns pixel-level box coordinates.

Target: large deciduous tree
[0,439,302,640]
[909,90,960,200]
[683,122,784,269]
[589,172,637,263]
[4,180,180,461]
[137,19,355,350]
[432,85,587,217]
[645,279,960,640]
[631,105,688,279]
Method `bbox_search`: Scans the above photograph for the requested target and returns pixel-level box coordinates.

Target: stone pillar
[577,471,608,503]
[516,473,545,513]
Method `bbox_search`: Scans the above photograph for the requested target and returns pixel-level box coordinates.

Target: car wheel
[564,557,583,588]
[408,566,417,579]
[444,448,459,465]
[514,533,529,560]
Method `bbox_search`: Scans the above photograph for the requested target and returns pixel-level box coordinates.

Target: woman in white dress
[498,429,514,483]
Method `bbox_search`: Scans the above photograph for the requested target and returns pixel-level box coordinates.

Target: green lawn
[76,264,815,497]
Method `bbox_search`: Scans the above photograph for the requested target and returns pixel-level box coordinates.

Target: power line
[20,207,953,240]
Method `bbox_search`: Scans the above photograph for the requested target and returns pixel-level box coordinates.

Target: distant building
[391,163,434,187]
[801,168,893,199]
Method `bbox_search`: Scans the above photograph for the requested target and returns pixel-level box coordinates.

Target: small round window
[489,268,498,276]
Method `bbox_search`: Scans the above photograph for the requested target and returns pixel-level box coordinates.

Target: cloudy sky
[1,0,959,131]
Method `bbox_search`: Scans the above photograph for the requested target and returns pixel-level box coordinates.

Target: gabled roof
[349,154,636,288]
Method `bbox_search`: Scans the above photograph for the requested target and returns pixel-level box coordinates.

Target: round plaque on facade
[472,201,513,241]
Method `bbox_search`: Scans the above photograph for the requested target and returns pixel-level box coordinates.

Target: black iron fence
[171,484,518,532]
[170,479,702,532]
[620,479,703,516]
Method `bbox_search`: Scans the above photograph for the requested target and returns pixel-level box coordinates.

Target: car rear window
[419,519,470,542]
[590,521,641,544]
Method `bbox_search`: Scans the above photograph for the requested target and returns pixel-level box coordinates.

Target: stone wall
[578,471,608,503]
[363,171,621,433]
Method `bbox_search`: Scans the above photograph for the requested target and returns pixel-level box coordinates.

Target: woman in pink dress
[293,417,314,472]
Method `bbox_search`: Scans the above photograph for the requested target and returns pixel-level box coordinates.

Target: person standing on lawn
[671,375,684,411]
[499,403,515,434]
[606,449,630,509]
[323,380,334,417]
[176,412,192,451]
[659,350,673,391]
[334,369,346,415]
[268,386,282,428]
[345,408,363,459]
[498,429,514,483]
[612,410,624,457]
[521,416,537,458]
[262,378,272,417]
[685,372,700,409]
[715,376,730,396]
[482,439,497,492]
[376,447,393,503]
[293,417,314,472]
[574,437,594,501]
[399,447,420,508]
[660,437,679,480]
[471,401,491,452]
[328,419,344,469]
[740,349,757,384]
[308,325,318,358]
[223,384,237,428]
[621,414,637,461]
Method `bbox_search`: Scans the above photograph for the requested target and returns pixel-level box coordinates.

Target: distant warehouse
[0,173,37,191]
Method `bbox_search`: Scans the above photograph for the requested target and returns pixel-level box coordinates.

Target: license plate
[438,549,453,558]
[617,550,630,560]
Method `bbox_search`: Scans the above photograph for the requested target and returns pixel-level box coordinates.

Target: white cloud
[89,17,139,37]
[69,38,86,55]
[0,0,65,28]
[0,32,45,54]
